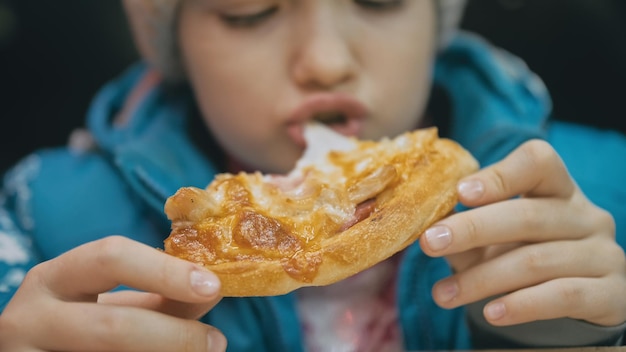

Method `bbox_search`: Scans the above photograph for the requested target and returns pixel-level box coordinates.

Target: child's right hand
[0,235,227,351]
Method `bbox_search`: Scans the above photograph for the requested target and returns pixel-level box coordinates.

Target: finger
[421,197,597,257]
[0,338,43,352]
[481,276,626,327]
[30,302,227,352]
[457,139,575,207]
[98,290,221,320]
[40,236,221,302]
[432,238,623,309]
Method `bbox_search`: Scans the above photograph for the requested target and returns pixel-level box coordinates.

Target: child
[1,0,626,350]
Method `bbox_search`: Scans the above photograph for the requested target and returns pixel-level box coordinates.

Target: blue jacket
[1,32,625,351]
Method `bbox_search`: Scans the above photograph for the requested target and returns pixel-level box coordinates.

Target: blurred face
[178,0,437,173]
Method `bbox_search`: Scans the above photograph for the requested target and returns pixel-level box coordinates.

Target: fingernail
[425,225,452,251]
[190,269,220,296]
[485,302,506,321]
[435,280,458,303]
[458,179,484,200]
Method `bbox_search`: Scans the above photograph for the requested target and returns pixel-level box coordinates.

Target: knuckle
[499,292,539,324]
[489,166,510,196]
[587,279,626,326]
[22,262,52,290]
[614,246,626,269]
[569,195,615,239]
[159,259,184,291]
[619,280,626,312]
[516,201,542,233]
[520,247,547,274]
[23,262,46,283]
[95,307,126,332]
[514,292,540,313]
[604,279,626,325]
[91,308,132,348]
[460,212,482,245]
[555,280,585,305]
[603,242,626,272]
[176,323,214,352]
[0,312,19,336]
[93,235,128,268]
[594,207,616,237]
[179,326,199,351]
[160,256,198,291]
[520,139,558,168]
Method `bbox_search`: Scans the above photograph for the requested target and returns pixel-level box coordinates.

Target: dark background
[1,0,625,173]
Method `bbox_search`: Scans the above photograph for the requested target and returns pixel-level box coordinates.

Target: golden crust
[164,128,479,297]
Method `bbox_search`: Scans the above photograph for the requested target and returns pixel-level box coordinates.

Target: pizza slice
[163,123,478,297]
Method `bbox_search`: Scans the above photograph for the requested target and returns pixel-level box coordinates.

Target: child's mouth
[312,111,349,126]
[287,93,367,148]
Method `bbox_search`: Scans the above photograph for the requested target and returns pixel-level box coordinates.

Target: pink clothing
[224,138,405,351]
[297,256,404,352]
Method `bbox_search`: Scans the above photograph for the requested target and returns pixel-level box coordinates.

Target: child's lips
[286,93,367,148]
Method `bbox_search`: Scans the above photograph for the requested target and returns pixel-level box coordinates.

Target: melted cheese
[164,123,426,280]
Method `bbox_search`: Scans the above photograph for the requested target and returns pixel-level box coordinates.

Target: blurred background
[1,0,625,173]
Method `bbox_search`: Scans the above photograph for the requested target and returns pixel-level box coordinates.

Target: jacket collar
[86,64,218,214]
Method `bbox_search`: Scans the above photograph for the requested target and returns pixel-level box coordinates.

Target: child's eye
[354,0,404,10]
[220,6,278,27]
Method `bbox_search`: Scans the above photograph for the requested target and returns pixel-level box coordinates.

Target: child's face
[178,0,436,173]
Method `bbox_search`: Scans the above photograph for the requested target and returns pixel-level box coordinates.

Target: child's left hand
[420,139,626,327]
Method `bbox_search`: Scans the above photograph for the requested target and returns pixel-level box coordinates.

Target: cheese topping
[164,124,435,282]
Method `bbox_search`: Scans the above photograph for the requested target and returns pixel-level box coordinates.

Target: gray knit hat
[123,0,467,82]
[438,0,468,46]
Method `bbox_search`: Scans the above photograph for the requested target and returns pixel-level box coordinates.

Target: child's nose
[290,10,356,90]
